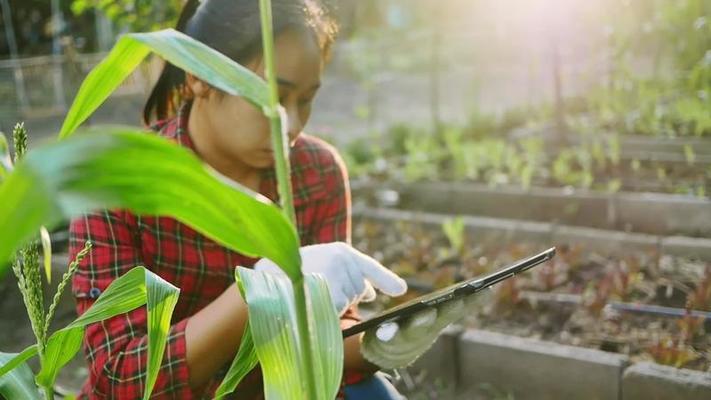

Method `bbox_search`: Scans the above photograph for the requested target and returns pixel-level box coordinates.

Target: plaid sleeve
[70,211,193,399]
[307,144,351,245]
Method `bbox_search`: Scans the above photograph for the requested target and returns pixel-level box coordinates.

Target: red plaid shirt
[69,103,362,399]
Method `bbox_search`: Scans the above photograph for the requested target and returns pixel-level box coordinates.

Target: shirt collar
[174,101,197,151]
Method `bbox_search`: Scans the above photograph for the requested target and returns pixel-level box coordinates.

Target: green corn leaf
[70,266,148,326]
[34,267,149,387]
[0,345,38,379]
[143,270,180,400]
[0,352,40,400]
[213,322,259,399]
[34,327,84,389]
[35,266,180,400]
[305,273,344,398]
[239,269,301,398]
[0,127,300,279]
[236,268,343,400]
[59,29,268,139]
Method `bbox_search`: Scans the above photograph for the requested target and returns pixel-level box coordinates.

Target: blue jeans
[343,372,405,400]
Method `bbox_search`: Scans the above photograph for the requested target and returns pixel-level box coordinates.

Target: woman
[69,0,406,398]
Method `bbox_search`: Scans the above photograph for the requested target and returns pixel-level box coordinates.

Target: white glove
[254,242,407,316]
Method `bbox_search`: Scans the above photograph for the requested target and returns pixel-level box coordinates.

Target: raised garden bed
[535,131,711,163]
[562,133,711,158]
[354,207,711,262]
[352,180,711,237]
[403,327,711,399]
[345,127,711,196]
[352,210,711,379]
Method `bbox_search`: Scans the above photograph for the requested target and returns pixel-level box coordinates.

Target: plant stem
[258,0,296,226]
[258,1,318,398]
[292,277,318,397]
[45,241,92,335]
[42,384,54,400]
[12,122,52,399]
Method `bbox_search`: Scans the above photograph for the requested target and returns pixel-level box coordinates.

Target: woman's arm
[71,211,251,398]
[72,211,196,398]
[186,281,377,386]
[184,282,248,389]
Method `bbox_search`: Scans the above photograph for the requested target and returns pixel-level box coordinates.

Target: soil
[352,215,711,373]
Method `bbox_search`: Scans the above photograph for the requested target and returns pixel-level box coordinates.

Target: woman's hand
[254,242,407,315]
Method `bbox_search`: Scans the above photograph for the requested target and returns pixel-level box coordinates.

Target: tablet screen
[343,247,556,338]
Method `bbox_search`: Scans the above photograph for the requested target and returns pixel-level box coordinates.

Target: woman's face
[188,28,323,175]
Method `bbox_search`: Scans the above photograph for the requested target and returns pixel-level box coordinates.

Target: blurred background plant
[70,0,183,32]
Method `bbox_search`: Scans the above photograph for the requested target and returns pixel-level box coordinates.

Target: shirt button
[89,287,102,299]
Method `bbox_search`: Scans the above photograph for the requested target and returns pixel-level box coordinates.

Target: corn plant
[441,217,465,257]
[0,1,342,399]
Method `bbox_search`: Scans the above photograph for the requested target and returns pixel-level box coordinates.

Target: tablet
[342,247,556,338]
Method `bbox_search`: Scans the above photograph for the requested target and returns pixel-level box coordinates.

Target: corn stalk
[258,1,318,397]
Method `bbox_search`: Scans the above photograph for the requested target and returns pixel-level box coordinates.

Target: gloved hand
[361,289,493,369]
[254,242,407,316]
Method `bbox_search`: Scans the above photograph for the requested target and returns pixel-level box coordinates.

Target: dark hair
[143,0,338,125]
